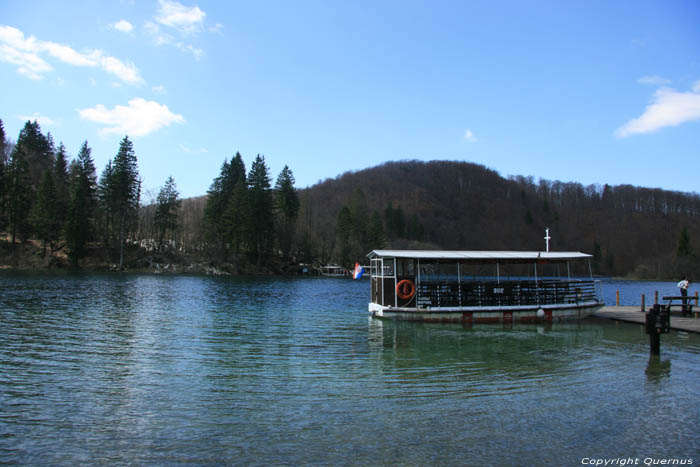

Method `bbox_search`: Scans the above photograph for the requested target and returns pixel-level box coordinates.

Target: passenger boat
[367,250,604,323]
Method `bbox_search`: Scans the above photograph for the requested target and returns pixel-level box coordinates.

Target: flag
[353,262,365,280]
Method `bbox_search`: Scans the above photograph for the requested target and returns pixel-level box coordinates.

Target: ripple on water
[2,273,700,464]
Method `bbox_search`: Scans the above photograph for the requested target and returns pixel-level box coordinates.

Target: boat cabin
[367,250,603,321]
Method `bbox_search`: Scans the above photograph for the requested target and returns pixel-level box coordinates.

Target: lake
[1,273,699,465]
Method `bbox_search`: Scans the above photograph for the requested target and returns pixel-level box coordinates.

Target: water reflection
[646,356,671,382]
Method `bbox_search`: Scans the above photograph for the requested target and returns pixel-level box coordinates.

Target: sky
[1,0,699,200]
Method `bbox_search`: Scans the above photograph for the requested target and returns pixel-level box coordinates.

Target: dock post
[645,304,670,356]
[654,291,658,305]
[649,328,660,355]
[641,294,645,312]
[616,290,620,306]
[695,291,699,307]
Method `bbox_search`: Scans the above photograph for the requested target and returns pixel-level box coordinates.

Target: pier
[593,306,700,334]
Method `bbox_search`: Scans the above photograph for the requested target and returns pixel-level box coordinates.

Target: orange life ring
[396,279,416,300]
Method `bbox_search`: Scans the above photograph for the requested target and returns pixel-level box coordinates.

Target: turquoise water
[1,273,699,465]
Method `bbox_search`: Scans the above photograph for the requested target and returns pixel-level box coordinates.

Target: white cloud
[616,83,700,138]
[156,0,205,34]
[144,20,204,59]
[463,128,477,143]
[113,19,134,33]
[208,23,223,35]
[0,25,143,84]
[638,75,671,86]
[18,112,55,126]
[78,97,185,136]
[99,55,141,84]
[0,43,52,79]
[152,84,166,94]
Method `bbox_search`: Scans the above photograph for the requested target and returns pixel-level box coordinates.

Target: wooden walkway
[592,306,700,334]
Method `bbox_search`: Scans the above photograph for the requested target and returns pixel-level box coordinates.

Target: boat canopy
[367,250,591,262]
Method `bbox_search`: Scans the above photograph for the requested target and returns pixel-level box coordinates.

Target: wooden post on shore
[641,294,645,312]
[695,291,699,307]
[616,290,620,306]
[654,291,659,305]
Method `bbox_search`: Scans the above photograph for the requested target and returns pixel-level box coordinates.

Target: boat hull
[368,301,604,323]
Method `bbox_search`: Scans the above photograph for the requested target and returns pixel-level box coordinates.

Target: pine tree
[31,169,58,255]
[97,160,114,246]
[204,152,247,254]
[246,154,274,264]
[65,141,97,266]
[274,165,299,260]
[223,179,249,255]
[15,120,53,192]
[53,142,70,235]
[0,118,6,231]
[6,145,32,244]
[104,136,140,268]
[154,176,181,251]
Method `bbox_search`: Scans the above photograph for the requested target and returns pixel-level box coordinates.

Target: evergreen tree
[6,145,32,244]
[15,120,53,191]
[31,169,59,255]
[105,136,140,268]
[204,152,246,254]
[154,176,181,251]
[65,141,97,266]
[274,165,299,260]
[223,179,249,255]
[246,154,274,264]
[53,142,70,234]
[0,118,6,231]
[98,160,116,247]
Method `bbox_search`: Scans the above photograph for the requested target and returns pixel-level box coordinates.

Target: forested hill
[295,160,700,278]
[2,113,698,278]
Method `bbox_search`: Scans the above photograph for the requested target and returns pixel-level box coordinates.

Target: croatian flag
[353,262,365,280]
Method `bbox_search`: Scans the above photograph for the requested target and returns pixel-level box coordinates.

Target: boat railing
[415,279,599,308]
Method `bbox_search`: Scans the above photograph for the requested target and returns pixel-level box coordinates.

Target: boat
[367,249,604,323]
[320,264,348,277]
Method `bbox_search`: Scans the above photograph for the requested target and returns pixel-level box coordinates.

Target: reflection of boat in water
[367,250,604,323]
[320,264,348,277]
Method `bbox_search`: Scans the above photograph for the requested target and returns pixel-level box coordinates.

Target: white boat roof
[367,250,591,261]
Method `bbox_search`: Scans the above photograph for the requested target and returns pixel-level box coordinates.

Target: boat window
[460,262,497,281]
[439,263,458,281]
[420,262,439,281]
[371,259,380,277]
[397,259,415,277]
[382,259,395,277]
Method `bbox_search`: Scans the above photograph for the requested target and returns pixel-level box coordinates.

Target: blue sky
[1,1,699,200]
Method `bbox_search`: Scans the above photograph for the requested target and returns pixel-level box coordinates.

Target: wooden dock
[592,306,700,334]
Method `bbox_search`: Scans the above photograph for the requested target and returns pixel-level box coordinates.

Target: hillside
[294,160,700,278]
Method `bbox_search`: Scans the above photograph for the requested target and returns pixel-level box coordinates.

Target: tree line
[0,119,303,272]
[2,118,699,278]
